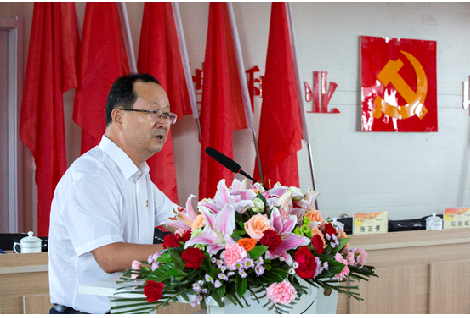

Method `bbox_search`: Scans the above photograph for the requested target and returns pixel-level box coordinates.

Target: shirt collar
[99,136,150,180]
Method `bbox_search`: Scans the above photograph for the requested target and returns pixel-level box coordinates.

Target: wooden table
[336,228,470,314]
[0,251,51,314]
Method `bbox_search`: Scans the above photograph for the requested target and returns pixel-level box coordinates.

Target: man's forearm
[92,242,165,274]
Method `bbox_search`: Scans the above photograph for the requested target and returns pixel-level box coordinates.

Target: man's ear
[111,108,123,129]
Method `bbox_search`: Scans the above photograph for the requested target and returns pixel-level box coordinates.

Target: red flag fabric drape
[199,3,248,200]
[73,2,130,154]
[138,2,192,203]
[254,2,302,188]
[20,3,79,236]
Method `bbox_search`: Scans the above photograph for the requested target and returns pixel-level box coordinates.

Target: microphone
[205,147,260,184]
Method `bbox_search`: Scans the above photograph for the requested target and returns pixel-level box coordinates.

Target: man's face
[121,81,171,164]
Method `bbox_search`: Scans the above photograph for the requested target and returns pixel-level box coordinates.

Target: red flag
[138,2,192,203]
[20,3,79,236]
[199,3,248,200]
[254,3,303,188]
[73,2,130,154]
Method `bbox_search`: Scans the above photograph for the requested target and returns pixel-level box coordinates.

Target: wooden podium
[0,252,51,314]
[336,228,470,314]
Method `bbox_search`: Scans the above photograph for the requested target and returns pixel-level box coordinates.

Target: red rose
[311,235,325,254]
[294,246,316,279]
[176,230,192,243]
[259,229,282,251]
[181,247,205,269]
[143,280,164,302]
[162,234,180,249]
[323,223,337,237]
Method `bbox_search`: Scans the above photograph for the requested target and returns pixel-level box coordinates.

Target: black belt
[52,304,88,314]
[51,304,110,314]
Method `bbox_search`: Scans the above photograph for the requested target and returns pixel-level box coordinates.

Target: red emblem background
[361,36,437,132]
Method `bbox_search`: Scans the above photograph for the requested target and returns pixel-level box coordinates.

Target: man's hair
[105,73,160,127]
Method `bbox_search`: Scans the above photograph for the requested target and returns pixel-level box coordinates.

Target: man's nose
[153,117,170,127]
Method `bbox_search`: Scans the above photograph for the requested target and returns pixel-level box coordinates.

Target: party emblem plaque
[361,36,437,132]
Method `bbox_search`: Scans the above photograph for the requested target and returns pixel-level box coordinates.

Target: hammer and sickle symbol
[372,50,428,120]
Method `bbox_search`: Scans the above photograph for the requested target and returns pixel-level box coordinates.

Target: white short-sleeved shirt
[48,136,178,313]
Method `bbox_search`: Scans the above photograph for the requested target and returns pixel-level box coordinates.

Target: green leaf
[331,237,350,254]
[248,245,268,259]
[180,293,190,302]
[259,270,284,283]
[232,229,247,237]
[200,253,213,276]
[235,275,248,297]
[316,255,345,277]
[235,212,245,228]
[156,252,172,263]
[217,284,226,300]
[270,267,288,279]
[225,292,243,308]
[147,263,173,282]
[210,290,224,307]
[200,299,207,310]
[168,266,186,278]
[168,248,186,270]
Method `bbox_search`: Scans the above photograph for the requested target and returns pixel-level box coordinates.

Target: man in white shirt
[48,74,179,314]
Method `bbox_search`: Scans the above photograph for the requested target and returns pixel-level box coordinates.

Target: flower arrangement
[113,179,377,314]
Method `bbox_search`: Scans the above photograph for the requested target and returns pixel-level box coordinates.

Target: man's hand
[91,242,164,274]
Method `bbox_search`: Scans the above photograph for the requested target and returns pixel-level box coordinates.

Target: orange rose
[244,214,271,241]
[304,209,324,224]
[191,214,206,231]
[237,238,257,252]
[338,228,348,239]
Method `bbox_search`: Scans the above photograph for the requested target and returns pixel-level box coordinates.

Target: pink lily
[268,187,304,221]
[229,179,259,213]
[184,203,236,255]
[213,180,237,210]
[198,180,237,214]
[229,179,258,202]
[297,189,320,211]
[265,207,310,263]
[229,179,248,192]
[275,187,304,209]
[265,183,288,199]
[165,195,197,231]
[201,179,257,214]
[295,189,321,222]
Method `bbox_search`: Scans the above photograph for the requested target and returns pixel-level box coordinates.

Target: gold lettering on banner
[373,50,428,120]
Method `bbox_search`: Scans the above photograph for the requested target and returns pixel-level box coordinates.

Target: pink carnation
[355,247,367,267]
[175,228,186,237]
[220,243,247,270]
[131,260,141,279]
[266,280,298,305]
[346,251,356,266]
[334,253,349,281]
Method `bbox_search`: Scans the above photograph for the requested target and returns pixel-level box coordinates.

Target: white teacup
[13,231,42,253]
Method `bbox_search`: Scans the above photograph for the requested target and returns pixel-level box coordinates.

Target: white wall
[179,2,470,220]
[2,2,470,230]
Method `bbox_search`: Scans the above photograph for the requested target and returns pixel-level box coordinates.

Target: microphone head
[205,147,241,173]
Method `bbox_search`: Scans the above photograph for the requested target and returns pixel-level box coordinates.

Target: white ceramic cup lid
[20,231,42,244]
